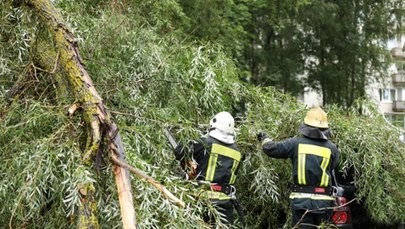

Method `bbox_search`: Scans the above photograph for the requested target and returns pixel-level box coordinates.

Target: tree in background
[177,0,307,96]
[239,0,307,96]
[235,0,404,106]
[134,0,404,105]
[299,0,396,106]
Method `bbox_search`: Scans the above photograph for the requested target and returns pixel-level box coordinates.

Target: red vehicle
[331,170,353,228]
[332,186,353,228]
[332,170,405,229]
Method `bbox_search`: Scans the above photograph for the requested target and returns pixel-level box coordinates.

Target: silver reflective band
[289,192,335,200]
[261,138,272,145]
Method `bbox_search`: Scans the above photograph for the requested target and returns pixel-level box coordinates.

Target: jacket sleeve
[262,138,295,159]
[330,146,341,170]
[174,140,201,161]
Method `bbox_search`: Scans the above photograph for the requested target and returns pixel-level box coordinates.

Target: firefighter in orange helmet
[257,107,340,228]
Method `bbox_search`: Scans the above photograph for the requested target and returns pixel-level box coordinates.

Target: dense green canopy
[1,0,405,228]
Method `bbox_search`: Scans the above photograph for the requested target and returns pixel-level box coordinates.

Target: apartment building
[369,39,405,141]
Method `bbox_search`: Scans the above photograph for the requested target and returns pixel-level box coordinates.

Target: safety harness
[289,184,336,201]
[197,183,245,224]
[210,184,236,195]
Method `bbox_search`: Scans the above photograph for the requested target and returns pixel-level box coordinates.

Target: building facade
[372,39,405,141]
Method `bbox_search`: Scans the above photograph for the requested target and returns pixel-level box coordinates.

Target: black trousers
[203,198,234,226]
[292,209,333,229]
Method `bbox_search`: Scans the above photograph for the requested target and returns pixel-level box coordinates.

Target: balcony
[392,73,405,85]
[391,47,405,59]
[393,100,405,112]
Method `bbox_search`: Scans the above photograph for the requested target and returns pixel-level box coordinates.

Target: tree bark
[32,33,70,101]
[25,0,137,228]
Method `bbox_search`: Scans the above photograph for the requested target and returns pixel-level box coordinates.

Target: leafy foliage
[1,1,405,228]
[329,101,405,223]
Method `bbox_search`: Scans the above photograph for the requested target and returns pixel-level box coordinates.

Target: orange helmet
[304,107,328,128]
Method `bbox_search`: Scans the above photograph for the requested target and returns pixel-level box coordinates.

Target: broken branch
[111,154,186,208]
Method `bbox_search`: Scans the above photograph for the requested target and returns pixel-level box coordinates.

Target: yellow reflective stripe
[229,160,239,184]
[211,144,241,162]
[200,190,231,200]
[205,144,241,183]
[205,153,218,182]
[299,144,331,159]
[289,192,335,201]
[298,153,306,185]
[320,157,331,187]
[298,144,332,186]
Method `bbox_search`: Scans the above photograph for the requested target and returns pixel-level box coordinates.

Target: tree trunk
[32,32,70,101]
[25,0,137,228]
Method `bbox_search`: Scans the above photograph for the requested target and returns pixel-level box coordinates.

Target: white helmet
[209,111,235,134]
[209,112,235,144]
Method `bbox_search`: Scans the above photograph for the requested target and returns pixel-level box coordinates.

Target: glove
[257,132,268,141]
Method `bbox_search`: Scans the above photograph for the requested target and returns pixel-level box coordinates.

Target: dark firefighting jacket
[262,124,340,211]
[175,135,241,200]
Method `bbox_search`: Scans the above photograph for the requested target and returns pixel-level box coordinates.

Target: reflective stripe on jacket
[262,136,339,190]
[289,192,335,201]
[261,126,340,210]
[175,136,241,185]
[198,190,232,200]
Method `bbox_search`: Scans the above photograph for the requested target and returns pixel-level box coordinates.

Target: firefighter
[257,107,340,228]
[174,111,243,226]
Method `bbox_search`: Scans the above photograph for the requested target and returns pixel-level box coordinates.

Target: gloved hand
[257,132,268,141]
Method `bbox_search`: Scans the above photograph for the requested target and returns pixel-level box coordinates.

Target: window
[379,89,396,102]
[400,89,405,101]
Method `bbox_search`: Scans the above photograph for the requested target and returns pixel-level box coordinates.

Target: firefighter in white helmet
[174,111,243,226]
[257,107,340,228]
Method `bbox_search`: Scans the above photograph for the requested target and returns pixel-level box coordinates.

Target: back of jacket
[176,136,241,184]
[263,136,339,188]
[292,137,339,188]
[262,133,340,211]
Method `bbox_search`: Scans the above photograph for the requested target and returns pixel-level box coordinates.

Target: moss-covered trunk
[24,0,136,228]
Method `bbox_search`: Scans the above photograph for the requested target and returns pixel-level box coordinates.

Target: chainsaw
[164,128,197,180]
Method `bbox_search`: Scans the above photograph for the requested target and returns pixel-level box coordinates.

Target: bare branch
[111,154,186,208]
[293,198,356,229]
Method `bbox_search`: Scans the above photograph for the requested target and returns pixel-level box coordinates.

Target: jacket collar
[209,128,235,144]
[299,123,331,140]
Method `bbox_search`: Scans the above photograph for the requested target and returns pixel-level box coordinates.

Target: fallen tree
[1,0,184,228]
[1,1,405,228]
[27,0,136,227]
